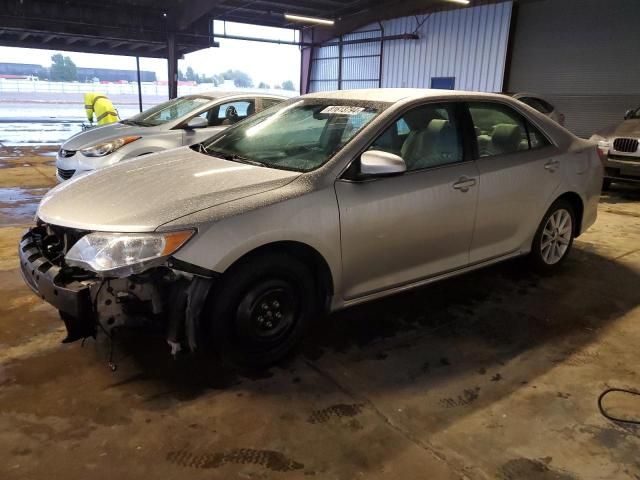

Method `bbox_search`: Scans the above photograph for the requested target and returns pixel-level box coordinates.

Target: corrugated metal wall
[309,2,512,93]
[507,0,640,138]
[309,27,383,92]
[342,29,382,90]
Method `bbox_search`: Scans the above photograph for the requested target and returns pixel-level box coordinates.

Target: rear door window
[468,102,551,157]
[468,103,530,157]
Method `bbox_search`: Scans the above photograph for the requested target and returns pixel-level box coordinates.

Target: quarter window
[368,103,463,171]
[528,124,551,149]
[468,103,549,157]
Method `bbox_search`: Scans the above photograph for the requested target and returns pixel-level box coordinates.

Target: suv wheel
[206,253,317,368]
[529,199,576,271]
[602,178,612,191]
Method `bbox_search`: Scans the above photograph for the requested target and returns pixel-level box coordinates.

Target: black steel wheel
[205,253,317,368]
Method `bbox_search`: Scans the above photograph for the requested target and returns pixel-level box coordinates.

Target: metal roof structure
[0,0,492,57]
[0,0,501,97]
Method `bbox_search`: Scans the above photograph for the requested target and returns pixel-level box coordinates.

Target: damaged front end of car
[18,222,215,355]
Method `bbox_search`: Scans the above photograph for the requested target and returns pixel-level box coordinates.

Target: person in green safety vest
[84,92,119,126]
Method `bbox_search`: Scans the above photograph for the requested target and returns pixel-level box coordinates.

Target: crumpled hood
[62,122,157,150]
[38,146,301,232]
[597,119,640,139]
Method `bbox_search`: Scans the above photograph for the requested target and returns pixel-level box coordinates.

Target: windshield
[125,96,212,126]
[200,99,384,172]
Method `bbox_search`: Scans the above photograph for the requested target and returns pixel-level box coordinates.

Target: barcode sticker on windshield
[320,106,365,115]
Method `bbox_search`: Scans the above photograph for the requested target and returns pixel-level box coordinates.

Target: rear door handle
[544,159,560,171]
[452,176,477,192]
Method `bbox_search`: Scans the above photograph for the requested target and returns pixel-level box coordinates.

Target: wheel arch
[555,191,585,237]
[221,240,335,313]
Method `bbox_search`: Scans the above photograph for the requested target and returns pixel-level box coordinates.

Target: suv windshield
[125,96,212,126]
[201,99,384,172]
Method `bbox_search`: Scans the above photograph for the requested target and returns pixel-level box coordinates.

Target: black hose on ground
[597,388,640,425]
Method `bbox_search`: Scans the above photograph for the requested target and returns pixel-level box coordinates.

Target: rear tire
[529,199,576,272]
[205,253,317,369]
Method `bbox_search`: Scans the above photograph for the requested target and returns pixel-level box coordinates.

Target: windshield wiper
[204,147,266,167]
[121,119,150,127]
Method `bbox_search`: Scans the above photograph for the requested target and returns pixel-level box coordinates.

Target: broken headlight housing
[65,230,194,277]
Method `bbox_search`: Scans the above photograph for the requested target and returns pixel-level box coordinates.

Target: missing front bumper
[18,227,215,351]
[19,229,96,320]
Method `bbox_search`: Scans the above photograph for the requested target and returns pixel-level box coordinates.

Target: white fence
[0,79,296,98]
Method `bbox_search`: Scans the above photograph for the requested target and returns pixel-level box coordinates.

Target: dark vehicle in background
[509,93,565,126]
[590,107,640,189]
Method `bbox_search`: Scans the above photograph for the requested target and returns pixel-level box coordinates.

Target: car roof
[194,91,289,100]
[303,88,510,103]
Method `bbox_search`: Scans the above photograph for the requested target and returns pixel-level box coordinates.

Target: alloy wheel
[540,208,573,265]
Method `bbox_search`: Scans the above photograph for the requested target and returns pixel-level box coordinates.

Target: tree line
[46,54,297,90]
[178,66,296,91]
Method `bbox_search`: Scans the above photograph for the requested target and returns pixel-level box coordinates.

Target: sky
[0,22,301,89]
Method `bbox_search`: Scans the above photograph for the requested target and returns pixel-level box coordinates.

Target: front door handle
[452,176,477,192]
[544,159,560,171]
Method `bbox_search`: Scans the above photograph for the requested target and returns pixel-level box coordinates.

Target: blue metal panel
[431,77,456,89]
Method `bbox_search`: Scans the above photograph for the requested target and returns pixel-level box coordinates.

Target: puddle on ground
[0,145,59,169]
[0,122,79,147]
[0,187,49,225]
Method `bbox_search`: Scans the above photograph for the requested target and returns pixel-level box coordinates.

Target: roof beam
[177,0,224,30]
[311,0,470,43]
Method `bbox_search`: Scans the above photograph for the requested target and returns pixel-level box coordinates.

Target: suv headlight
[65,230,194,277]
[80,136,141,157]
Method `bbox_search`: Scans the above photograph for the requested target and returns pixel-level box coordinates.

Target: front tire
[602,178,612,191]
[205,253,317,369]
[529,199,576,271]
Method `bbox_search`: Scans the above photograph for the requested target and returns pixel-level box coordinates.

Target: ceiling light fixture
[284,13,335,26]
[446,0,470,4]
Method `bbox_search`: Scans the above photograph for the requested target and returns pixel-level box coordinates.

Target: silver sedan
[55,91,287,181]
[22,89,603,367]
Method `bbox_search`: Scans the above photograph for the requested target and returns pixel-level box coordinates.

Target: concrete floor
[1,147,639,480]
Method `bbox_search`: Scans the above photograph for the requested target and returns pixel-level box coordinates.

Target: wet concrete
[0,147,639,479]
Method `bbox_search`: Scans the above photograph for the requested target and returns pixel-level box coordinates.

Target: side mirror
[624,109,634,120]
[360,150,407,177]
[186,117,208,130]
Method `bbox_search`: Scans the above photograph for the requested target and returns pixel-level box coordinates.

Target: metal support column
[337,35,343,90]
[300,28,314,95]
[378,22,385,88]
[167,32,178,99]
[135,56,143,112]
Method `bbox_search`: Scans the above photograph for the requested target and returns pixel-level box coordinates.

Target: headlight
[80,136,141,157]
[65,230,194,277]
